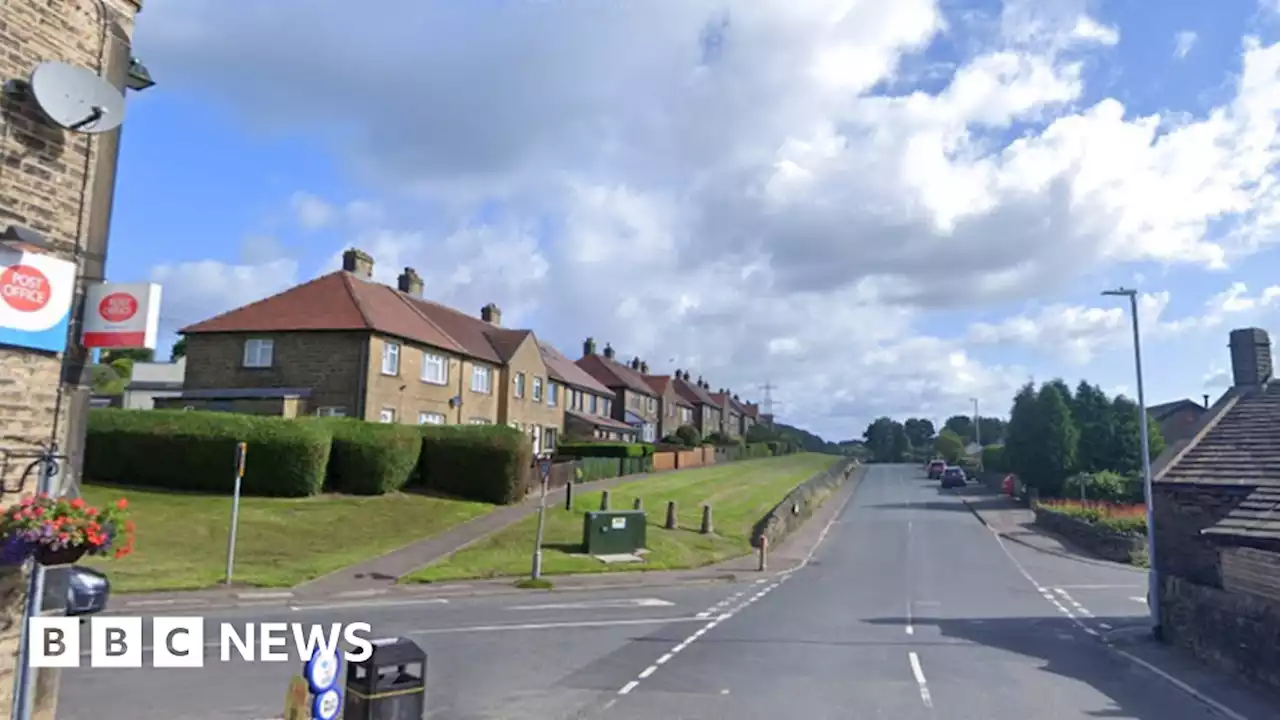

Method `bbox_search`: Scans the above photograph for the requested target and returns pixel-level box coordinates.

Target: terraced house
[672,371,723,438]
[710,389,744,439]
[175,249,563,453]
[642,371,696,440]
[539,342,637,442]
[576,339,660,442]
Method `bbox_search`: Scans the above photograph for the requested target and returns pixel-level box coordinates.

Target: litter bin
[344,637,427,720]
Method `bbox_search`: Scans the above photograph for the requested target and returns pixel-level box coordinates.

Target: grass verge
[81,483,492,592]
[405,453,838,583]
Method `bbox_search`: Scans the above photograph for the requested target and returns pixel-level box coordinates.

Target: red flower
[70,498,85,510]
[115,499,128,510]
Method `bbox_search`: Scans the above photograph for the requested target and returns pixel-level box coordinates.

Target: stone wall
[752,460,861,549]
[1032,507,1146,563]
[1162,573,1280,692]
[1152,483,1252,586]
[1221,546,1280,603]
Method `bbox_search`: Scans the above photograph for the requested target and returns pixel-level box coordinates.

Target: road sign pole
[532,456,552,580]
[225,442,246,585]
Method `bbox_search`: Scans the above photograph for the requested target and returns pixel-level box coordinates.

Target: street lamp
[1102,287,1161,640]
[124,57,155,92]
[970,398,982,470]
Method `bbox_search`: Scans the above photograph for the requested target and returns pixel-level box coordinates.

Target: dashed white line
[908,651,933,709]
[638,666,656,679]
[618,681,639,695]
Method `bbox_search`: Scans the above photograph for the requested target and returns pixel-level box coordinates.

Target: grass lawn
[80,484,493,592]
[405,453,839,583]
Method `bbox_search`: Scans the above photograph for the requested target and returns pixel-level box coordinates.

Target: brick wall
[652,451,676,471]
[365,334,475,424]
[1222,546,1280,603]
[1,1,143,717]
[499,334,562,432]
[1162,573,1280,691]
[1152,483,1252,587]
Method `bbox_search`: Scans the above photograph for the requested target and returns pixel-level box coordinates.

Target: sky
[107,0,1280,441]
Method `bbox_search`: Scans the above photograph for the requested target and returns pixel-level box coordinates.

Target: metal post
[532,474,548,580]
[1104,288,1160,639]
[13,459,60,720]
[225,443,246,585]
[972,397,982,471]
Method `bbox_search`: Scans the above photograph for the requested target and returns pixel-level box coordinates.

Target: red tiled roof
[576,353,656,397]
[673,376,718,407]
[539,343,614,396]
[181,270,531,365]
[710,392,744,414]
[645,376,694,408]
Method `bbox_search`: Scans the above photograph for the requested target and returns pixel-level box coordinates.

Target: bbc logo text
[30,617,373,668]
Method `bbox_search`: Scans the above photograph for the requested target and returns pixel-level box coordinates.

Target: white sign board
[82,282,161,349]
[611,517,626,530]
[0,248,76,353]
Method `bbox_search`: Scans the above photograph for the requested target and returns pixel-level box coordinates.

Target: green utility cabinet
[582,511,646,555]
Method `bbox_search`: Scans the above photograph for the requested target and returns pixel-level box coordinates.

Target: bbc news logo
[29,617,374,668]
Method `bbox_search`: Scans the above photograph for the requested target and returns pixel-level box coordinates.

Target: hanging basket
[35,544,90,566]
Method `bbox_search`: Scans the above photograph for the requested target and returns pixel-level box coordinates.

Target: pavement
[57,465,1280,719]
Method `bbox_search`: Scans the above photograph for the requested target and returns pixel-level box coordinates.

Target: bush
[417,425,532,505]
[86,409,330,497]
[1062,470,1143,504]
[745,443,771,458]
[556,442,652,459]
[308,418,423,495]
[1038,498,1147,534]
[982,444,1006,472]
[675,425,701,447]
[577,457,621,482]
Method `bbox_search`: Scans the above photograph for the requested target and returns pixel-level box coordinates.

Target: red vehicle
[927,460,946,479]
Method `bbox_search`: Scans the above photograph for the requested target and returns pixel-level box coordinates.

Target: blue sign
[0,249,75,354]
[304,648,341,694]
[311,687,342,720]
[538,457,552,480]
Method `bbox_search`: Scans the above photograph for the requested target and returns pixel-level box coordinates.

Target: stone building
[1,1,146,717]
[1151,327,1280,691]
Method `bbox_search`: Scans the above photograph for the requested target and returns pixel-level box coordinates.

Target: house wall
[364,334,476,424]
[1222,547,1280,602]
[724,410,741,438]
[695,405,720,438]
[0,1,143,717]
[122,388,181,410]
[498,337,562,432]
[1152,483,1252,586]
[1158,408,1205,446]
[184,332,366,416]
[1162,573,1280,692]
[152,396,304,417]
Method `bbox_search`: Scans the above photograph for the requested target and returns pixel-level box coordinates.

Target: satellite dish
[448,396,463,409]
[29,61,124,134]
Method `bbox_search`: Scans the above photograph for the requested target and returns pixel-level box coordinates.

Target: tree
[744,423,773,443]
[1107,396,1167,474]
[863,417,909,462]
[101,348,154,364]
[934,429,964,463]
[943,415,974,444]
[1004,383,1039,482]
[903,418,936,449]
[976,416,1006,444]
[171,337,187,360]
[1072,381,1114,473]
[1031,382,1078,496]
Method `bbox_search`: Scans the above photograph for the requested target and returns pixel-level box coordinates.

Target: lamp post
[971,397,981,469]
[1102,287,1161,639]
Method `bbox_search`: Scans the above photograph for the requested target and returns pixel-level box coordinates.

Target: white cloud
[151,258,301,331]
[134,0,1280,436]
[1174,31,1198,59]
[290,192,334,230]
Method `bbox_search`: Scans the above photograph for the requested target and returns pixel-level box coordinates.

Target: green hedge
[86,409,330,497]
[577,457,621,483]
[307,418,423,495]
[418,425,531,504]
[982,445,1006,472]
[745,443,771,458]
[556,442,653,459]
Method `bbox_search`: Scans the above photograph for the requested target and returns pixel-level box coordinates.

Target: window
[514,372,525,398]
[603,399,612,416]
[471,365,492,393]
[379,408,396,423]
[682,408,692,424]
[418,412,445,425]
[532,377,543,402]
[548,382,559,407]
[668,402,675,418]
[315,407,347,417]
[422,352,448,385]
[647,397,656,413]
[543,427,558,452]
[590,395,598,414]
[382,343,400,376]
[243,339,274,368]
[469,417,489,425]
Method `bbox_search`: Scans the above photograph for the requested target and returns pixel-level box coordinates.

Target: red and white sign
[82,282,161,349]
[0,248,76,353]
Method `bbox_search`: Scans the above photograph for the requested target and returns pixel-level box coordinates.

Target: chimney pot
[640,361,649,374]
[342,248,374,278]
[397,267,423,296]
[1229,328,1273,387]
[583,337,597,357]
[631,357,641,370]
[603,343,616,360]
[1203,393,1210,408]
[481,303,502,326]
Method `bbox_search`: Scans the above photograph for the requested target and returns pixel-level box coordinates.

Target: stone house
[1,1,147,717]
[641,373,695,440]
[117,356,185,409]
[734,394,757,436]
[1150,327,1280,691]
[178,249,563,454]
[710,389,743,439]
[672,371,722,439]
[538,342,637,442]
[1148,398,1210,447]
[575,340,659,442]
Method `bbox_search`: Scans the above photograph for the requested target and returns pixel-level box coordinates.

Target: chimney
[631,357,641,370]
[397,267,423,296]
[603,343,616,360]
[1229,328,1273,386]
[640,361,649,374]
[733,393,740,401]
[675,368,682,380]
[481,303,502,326]
[684,371,691,381]
[1203,393,1210,408]
[583,337,597,356]
[342,248,374,279]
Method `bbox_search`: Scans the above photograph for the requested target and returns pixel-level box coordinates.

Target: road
[58,464,1277,719]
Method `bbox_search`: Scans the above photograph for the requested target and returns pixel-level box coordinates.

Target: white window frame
[590,395,598,415]
[382,343,401,376]
[532,377,543,402]
[647,397,656,413]
[471,365,492,393]
[243,338,274,368]
[514,372,525,398]
[547,382,558,407]
[315,406,347,417]
[543,427,557,452]
[418,411,445,425]
[421,352,448,385]
[379,408,396,423]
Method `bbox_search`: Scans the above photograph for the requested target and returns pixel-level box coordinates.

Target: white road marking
[1130,596,1147,603]
[1054,584,1144,590]
[408,616,705,635]
[638,666,656,679]
[618,681,639,695]
[236,591,294,600]
[121,599,186,607]
[290,597,449,612]
[908,652,933,709]
[508,598,674,611]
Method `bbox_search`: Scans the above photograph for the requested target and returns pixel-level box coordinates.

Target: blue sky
[104,0,1280,439]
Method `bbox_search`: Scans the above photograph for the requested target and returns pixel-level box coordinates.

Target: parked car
[927,460,946,479]
[941,466,966,488]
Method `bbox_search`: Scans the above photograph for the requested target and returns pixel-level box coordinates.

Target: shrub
[1062,470,1143,503]
[556,442,651,459]
[577,457,621,482]
[417,425,532,505]
[675,425,701,447]
[85,409,330,497]
[1038,498,1146,534]
[308,418,423,495]
[745,443,771,458]
[982,444,1006,472]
